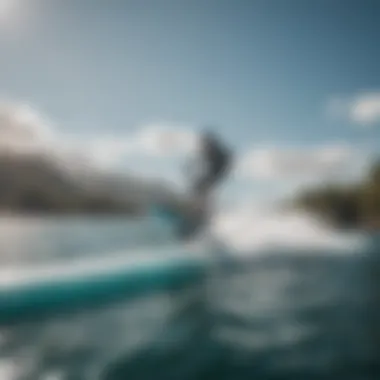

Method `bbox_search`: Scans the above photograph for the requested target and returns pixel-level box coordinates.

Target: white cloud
[349,92,380,125]
[77,135,136,169]
[328,92,380,126]
[134,124,199,157]
[0,102,53,142]
[0,102,133,170]
[0,102,55,155]
[236,143,360,183]
[69,124,199,170]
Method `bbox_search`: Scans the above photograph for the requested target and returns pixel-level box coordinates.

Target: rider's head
[200,127,218,146]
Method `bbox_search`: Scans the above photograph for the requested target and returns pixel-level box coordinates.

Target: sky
[0,0,379,204]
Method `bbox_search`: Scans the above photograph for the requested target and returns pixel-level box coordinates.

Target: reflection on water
[0,217,378,380]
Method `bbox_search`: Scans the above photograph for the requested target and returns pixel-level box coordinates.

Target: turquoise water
[0,218,378,380]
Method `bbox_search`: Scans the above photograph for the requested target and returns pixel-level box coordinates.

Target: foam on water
[0,359,18,380]
[211,206,368,255]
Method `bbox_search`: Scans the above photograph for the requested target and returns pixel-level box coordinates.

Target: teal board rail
[0,245,212,325]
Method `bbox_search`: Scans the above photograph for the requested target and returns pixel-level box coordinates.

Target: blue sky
[0,0,379,203]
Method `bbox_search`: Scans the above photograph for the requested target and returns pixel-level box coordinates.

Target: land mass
[0,152,188,216]
[290,159,380,230]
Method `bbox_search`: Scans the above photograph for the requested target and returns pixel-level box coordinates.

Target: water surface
[0,216,378,380]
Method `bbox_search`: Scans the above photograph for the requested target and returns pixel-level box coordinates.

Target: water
[0,212,378,380]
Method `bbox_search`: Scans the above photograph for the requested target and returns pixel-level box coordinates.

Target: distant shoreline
[289,160,380,232]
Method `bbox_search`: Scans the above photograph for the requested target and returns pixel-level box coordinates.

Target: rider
[179,129,233,239]
[193,129,232,196]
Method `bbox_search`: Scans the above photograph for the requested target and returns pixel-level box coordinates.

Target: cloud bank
[236,143,363,184]
[0,102,198,171]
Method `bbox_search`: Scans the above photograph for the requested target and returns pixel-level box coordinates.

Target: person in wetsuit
[178,129,233,239]
[193,130,232,195]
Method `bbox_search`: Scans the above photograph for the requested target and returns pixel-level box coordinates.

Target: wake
[211,206,368,255]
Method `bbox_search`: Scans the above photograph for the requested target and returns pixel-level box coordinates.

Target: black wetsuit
[193,134,232,195]
[178,133,232,239]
